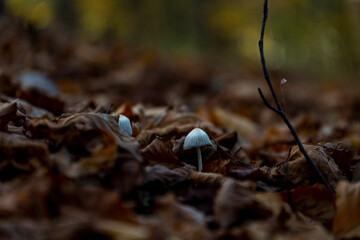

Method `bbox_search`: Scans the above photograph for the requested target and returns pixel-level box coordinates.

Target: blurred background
[2,0,360,82]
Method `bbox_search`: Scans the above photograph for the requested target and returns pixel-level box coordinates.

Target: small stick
[258,0,335,195]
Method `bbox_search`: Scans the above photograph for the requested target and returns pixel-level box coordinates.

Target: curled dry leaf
[16,99,53,119]
[0,173,138,220]
[137,110,222,146]
[64,129,118,178]
[0,174,149,240]
[220,212,333,240]
[27,113,140,161]
[141,136,184,169]
[333,181,360,239]
[202,158,230,174]
[116,102,137,121]
[325,143,355,176]
[214,178,258,228]
[26,113,143,196]
[207,107,257,137]
[153,194,211,240]
[215,180,333,240]
[214,131,238,150]
[227,163,262,181]
[143,165,188,195]
[0,132,49,180]
[270,144,345,189]
[280,183,335,226]
[95,220,149,240]
[189,171,226,185]
[0,101,19,130]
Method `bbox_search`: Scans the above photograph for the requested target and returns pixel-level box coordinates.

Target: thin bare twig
[258,0,335,195]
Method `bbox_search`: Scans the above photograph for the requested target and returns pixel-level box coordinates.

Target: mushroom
[183,128,213,171]
[118,115,132,135]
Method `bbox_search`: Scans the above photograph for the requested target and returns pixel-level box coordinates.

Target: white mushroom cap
[118,115,132,135]
[183,128,212,150]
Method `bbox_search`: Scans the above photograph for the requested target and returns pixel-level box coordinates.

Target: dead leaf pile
[0,17,359,239]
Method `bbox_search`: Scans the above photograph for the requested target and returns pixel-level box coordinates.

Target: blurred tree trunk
[0,1,4,16]
[55,0,77,30]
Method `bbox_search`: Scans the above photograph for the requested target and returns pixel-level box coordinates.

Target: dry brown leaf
[143,165,188,195]
[137,110,222,146]
[215,131,238,150]
[0,173,138,220]
[227,163,262,181]
[95,220,149,240]
[154,194,211,240]
[141,136,184,169]
[203,158,230,174]
[325,143,355,176]
[189,171,226,185]
[1,95,53,119]
[333,181,360,239]
[215,180,333,240]
[214,178,258,228]
[263,126,295,152]
[208,107,257,137]
[270,144,345,189]
[280,183,335,226]
[115,102,137,121]
[27,113,141,161]
[0,132,49,180]
[0,101,18,130]
[221,215,333,240]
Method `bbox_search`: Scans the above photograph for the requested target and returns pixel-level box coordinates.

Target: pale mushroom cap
[183,128,212,150]
[118,115,133,135]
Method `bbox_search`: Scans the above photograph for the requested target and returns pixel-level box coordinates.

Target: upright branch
[258,0,335,195]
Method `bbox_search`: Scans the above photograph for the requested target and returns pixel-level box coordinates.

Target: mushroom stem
[197,147,203,171]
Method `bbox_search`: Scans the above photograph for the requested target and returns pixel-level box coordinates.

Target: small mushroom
[183,128,213,171]
[118,115,132,135]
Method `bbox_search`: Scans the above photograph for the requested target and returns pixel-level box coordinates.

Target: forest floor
[0,18,360,239]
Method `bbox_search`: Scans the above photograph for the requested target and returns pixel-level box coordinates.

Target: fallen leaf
[333,180,360,239]
[215,180,333,240]
[137,109,222,146]
[214,178,260,228]
[0,101,19,130]
[280,183,335,226]
[270,144,345,189]
[143,165,188,196]
[208,107,257,137]
[0,132,49,180]
[27,113,140,162]
[154,194,211,239]
[141,136,184,169]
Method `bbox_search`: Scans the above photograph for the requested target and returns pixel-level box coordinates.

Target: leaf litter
[0,18,359,239]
